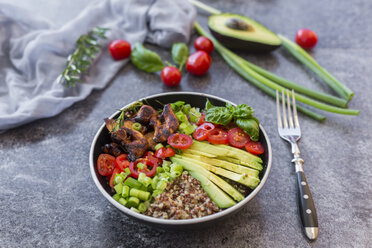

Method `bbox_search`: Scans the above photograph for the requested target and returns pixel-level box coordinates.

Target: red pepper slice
[129,158,158,178]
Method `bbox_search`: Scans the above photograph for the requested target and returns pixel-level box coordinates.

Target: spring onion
[127,196,140,208]
[138,173,152,187]
[132,122,142,131]
[112,193,121,201]
[122,185,130,198]
[154,143,164,151]
[170,163,183,178]
[129,188,150,201]
[138,203,147,213]
[278,35,354,101]
[114,183,123,195]
[194,22,359,119]
[118,198,128,206]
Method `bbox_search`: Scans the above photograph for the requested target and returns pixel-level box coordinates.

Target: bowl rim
[89,91,272,225]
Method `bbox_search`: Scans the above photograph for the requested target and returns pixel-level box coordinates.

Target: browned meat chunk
[144,131,157,151]
[104,118,116,132]
[101,143,123,157]
[111,127,148,161]
[153,104,179,143]
[135,105,158,125]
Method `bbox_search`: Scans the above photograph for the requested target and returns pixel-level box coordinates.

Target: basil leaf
[205,107,233,125]
[131,43,164,72]
[236,118,260,141]
[233,104,254,119]
[171,43,189,70]
[205,99,214,110]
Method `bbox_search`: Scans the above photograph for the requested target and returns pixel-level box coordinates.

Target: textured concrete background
[0,0,371,247]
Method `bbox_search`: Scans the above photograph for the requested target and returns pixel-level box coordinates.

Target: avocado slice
[171,156,244,202]
[208,13,281,52]
[182,148,217,158]
[190,141,263,171]
[188,171,236,209]
[175,155,260,189]
[182,153,260,178]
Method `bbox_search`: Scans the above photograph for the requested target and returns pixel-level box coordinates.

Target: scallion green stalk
[194,22,359,118]
[278,35,354,101]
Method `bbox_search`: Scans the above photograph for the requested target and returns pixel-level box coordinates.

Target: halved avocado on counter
[208,13,281,53]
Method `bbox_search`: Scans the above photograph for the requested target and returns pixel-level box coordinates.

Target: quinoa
[145,171,220,219]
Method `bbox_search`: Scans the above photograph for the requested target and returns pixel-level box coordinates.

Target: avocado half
[208,13,281,53]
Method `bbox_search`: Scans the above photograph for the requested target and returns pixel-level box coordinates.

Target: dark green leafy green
[131,43,165,72]
[171,43,189,70]
[205,99,260,141]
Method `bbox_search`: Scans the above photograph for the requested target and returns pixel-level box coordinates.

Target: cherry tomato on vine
[207,128,228,145]
[109,40,131,60]
[186,51,211,76]
[161,66,182,87]
[194,36,214,54]
[97,154,116,176]
[227,127,250,148]
[295,29,318,49]
[245,141,264,155]
[167,133,193,149]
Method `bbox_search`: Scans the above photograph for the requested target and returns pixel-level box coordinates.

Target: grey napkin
[0,0,196,132]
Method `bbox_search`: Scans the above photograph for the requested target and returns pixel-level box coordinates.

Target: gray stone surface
[0,0,371,247]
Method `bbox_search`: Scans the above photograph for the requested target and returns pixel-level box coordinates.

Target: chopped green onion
[112,193,121,201]
[156,180,167,191]
[137,162,146,170]
[138,173,152,187]
[132,122,142,131]
[130,188,151,201]
[170,101,185,112]
[154,143,164,151]
[152,189,163,197]
[175,111,188,123]
[189,107,202,123]
[114,183,123,195]
[138,203,147,213]
[124,177,145,190]
[118,197,127,206]
[124,168,131,175]
[156,167,164,174]
[182,104,191,115]
[122,185,130,198]
[127,196,140,208]
[114,173,127,185]
[151,175,159,189]
[170,163,183,178]
[162,161,171,172]
[179,122,196,135]
[130,207,140,213]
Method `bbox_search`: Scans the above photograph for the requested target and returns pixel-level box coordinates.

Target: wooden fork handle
[294,158,319,240]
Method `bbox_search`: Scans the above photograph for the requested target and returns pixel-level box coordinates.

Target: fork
[276,89,319,241]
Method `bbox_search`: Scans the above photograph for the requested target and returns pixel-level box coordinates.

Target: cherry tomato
[115,154,130,171]
[193,123,215,141]
[197,113,206,126]
[129,158,158,178]
[194,36,214,54]
[227,127,251,148]
[161,66,182,87]
[109,40,131,60]
[295,29,318,49]
[109,168,121,188]
[186,51,211,76]
[97,154,116,176]
[207,128,228,145]
[245,141,264,155]
[167,133,193,149]
[155,147,176,159]
[143,151,163,165]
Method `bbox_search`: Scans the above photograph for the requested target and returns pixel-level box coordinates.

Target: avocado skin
[209,29,281,53]
[208,13,281,53]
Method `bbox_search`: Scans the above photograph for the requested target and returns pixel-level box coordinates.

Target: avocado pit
[225,18,252,31]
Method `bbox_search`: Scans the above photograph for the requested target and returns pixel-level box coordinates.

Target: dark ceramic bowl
[89,92,272,228]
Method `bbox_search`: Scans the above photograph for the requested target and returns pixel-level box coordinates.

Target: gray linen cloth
[0,0,196,132]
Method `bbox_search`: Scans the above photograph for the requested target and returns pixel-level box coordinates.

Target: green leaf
[171,43,189,70]
[131,43,165,73]
[232,104,254,119]
[205,99,214,110]
[205,106,233,125]
[236,118,260,141]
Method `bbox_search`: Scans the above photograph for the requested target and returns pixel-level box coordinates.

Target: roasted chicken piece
[144,131,157,151]
[104,118,134,132]
[134,105,158,125]
[111,127,148,161]
[101,143,124,157]
[153,104,179,143]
